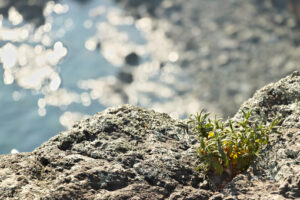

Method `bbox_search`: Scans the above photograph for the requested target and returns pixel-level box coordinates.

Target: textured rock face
[0,105,212,199]
[221,71,300,200]
[0,71,299,200]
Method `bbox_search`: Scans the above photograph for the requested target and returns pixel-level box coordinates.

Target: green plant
[188,109,280,177]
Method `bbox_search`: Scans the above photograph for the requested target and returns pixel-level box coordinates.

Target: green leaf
[229,118,234,132]
[212,161,223,175]
[217,139,228,167]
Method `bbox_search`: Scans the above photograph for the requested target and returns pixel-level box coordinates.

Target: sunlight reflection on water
[0,42,66,91]
[0,0,202,154]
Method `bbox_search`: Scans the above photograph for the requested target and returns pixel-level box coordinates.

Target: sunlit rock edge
[0,71,299,200]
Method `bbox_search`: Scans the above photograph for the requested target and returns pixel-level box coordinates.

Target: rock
[125,52,140,66]
[72,0,92,4]
[118,70,134,83]
[0,105,212,199]
[288,0,300,24]
[114,0,163,17]
[224,71,300,199]
[0,72,299,199]
[233,71,300,126]
[271,0,288,9]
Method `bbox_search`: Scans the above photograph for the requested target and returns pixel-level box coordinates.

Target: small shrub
[188,109,280,177]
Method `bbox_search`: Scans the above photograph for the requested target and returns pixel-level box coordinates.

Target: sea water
[0,0,194,154]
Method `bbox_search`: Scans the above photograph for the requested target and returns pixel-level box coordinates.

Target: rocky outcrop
[0,71,299,199]
[0,106,211,199]
[220,71,300,200]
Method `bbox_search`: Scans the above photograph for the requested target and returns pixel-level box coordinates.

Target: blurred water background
[0,0,299,154]
[0,0,193,154]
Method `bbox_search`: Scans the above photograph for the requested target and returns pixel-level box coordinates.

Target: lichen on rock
[222,71,300,199]
[0,105,212,199]
[0,71,299,200]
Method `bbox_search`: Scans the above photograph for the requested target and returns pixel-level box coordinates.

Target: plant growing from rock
[188,110,280,179]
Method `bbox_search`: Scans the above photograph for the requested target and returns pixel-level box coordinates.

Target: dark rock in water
[288,0,300,24]
[271,0,288,9]
[159,62,166,69]
[114,0,163,17]
[18,5,45,26]
[118,71,133,83]
[71,0,91,4]
[125,52,140,66]
[96,41,101,50]
[0,72,299,199]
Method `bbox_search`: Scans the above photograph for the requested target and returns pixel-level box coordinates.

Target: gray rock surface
[220,71,300,200]
[0,71,299,199]
[0,105,212,199]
